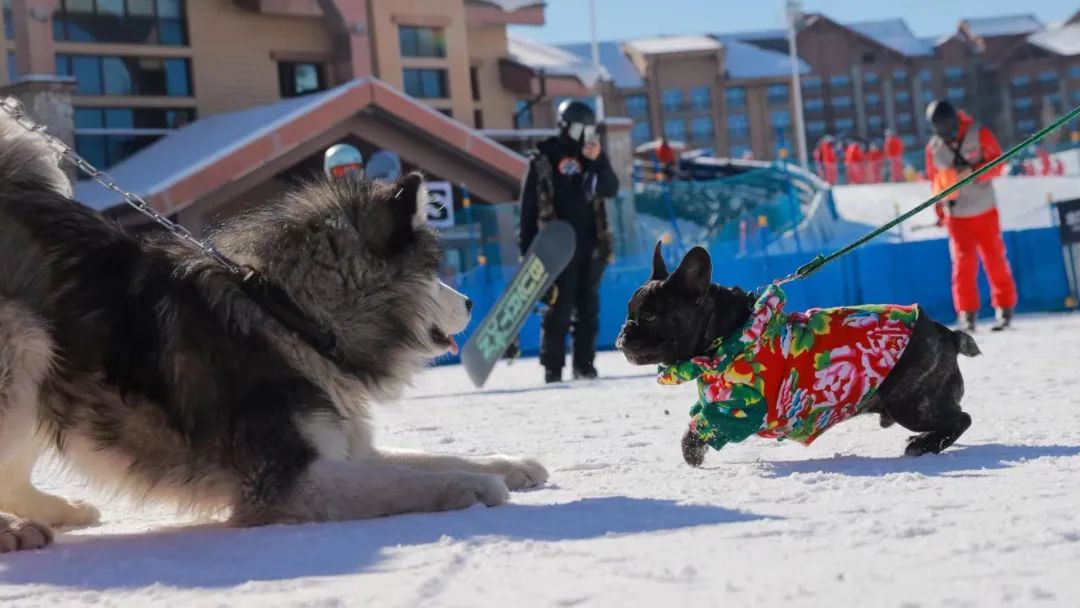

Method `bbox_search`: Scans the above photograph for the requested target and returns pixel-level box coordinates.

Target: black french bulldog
[615,243,981,466]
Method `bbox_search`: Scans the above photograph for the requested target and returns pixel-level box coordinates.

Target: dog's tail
[0,98,73,199]
[952,330,981,357]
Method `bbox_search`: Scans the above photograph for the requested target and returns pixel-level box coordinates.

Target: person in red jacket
[844,139,865,184]
[867,141,884,183]
[884,129,905,182]
[812,135,838,184]
[1035,146,1052,176]
[924,100,1017,332]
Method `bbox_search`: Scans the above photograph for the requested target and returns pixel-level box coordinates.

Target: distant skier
[884,129,905,182]
[324,143,364,180]
[924,99,1017,332]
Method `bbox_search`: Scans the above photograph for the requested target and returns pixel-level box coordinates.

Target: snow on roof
[558,41,644,89]
[466,0,543,11]
[847,19,936,57]
[963,14,1043,37]
[73,81,368,211]
[623,35,721,56]
[722,39,810,79]
[1028,23,1080,56]
[507,34,608,87]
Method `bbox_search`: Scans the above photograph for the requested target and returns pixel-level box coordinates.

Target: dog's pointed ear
[669,246,712,295]
[650,240,669,281]
[384,171,428,251]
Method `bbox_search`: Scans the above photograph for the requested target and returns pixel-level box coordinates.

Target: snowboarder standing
[519,100,620,383]
[924,99,1018,331]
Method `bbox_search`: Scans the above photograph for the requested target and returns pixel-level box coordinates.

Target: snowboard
[462,220,576,388]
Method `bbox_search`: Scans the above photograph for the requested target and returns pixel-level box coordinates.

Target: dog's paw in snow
[0,513,53,553]
[438,472,510,511]
[483,457,549,490]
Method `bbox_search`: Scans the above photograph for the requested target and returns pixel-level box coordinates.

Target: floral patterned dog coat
[658,285,919,451]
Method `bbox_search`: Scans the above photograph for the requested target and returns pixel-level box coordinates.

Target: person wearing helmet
[518,99,619,383]
[924,99,1017,332]
[324,143,364,180]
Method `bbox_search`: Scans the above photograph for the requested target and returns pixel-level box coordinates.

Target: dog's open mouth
[429,326,459,355]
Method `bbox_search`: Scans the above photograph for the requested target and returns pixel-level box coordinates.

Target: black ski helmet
[556,99,598,150]
[926,99,960,139]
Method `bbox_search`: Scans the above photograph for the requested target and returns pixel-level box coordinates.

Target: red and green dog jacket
[658,285,919,451]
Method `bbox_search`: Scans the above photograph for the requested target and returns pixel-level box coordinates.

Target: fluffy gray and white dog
[0,107,546,553]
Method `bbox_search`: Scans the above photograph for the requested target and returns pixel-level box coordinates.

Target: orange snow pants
[945,208,1018,314]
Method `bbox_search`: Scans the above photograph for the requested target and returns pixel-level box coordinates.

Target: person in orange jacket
[924,100,1017,332]
[884,129,905,182]
[844,139,865,184]
[867,141,884,184]
[813,135,838,184]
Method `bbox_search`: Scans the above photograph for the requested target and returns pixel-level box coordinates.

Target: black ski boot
[958,311,977,333]
[545,368,563,384]
[991,307,1013,332]
[573,364,598,381]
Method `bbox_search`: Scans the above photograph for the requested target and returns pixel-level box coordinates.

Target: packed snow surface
[3,313,1080,607]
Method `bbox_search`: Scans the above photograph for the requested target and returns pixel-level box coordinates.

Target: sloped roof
[721,39,810,79]
[558,41,643,89]
[847,19,936,57]
[73,79,526,213]
[963,14,1043,37]
[624,35,721,56]
[1028,23,1080,56]
[507,35,608,87]
[467,0,544,10]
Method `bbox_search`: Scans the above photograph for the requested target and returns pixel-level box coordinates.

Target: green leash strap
[775,103,1080,285]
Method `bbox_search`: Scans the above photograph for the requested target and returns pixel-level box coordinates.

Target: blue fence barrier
[442,226,1071,365]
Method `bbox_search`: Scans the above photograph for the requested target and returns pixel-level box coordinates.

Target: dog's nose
[465,298,474,312]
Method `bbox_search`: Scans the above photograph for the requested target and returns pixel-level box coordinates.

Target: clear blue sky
[511,0,1077,45]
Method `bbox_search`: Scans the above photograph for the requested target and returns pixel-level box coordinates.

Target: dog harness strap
[659,285,919,451]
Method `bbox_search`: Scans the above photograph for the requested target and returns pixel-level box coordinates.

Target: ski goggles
[567,122,598,142]
[329,163,364,179]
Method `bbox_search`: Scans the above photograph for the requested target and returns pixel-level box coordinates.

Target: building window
[1017,118,1036,134]
[469,66,480,101]
[663,118,686,141]
[3,0,11,39]
[514,99,533,128]
[835,117,854,131]
[1044,94,1062,111]
[767,83,789,105]
[56,54,192,97]
[727,113,749,139]
[896,90,911,104]
[901,134,917,147]
[5,51,15,81]
[863,72,878,85]
[473,109,483,129]
[894,69,908,82]
[1039,70,1058,85]
[1011,74,1031,89]
[921,89,935,103]
[690,116,713,141]
[399,25,446,58]
[832,96,852,108]
[802,76,821,91]
[73,106,193,169]
[862,52,876,64]
[807,120,826,135]
[919,69,933,83]
[804,98,824,111]
[1014,97,1033,110]
[632,121,651,144]
[865,93,881,109]
[829,74,851,87]
[946,87,965,102]
[868,115,883,130]
[625,94,648,118]
[726,86,746,108]
[729,144,751,159]
[54,0,187,46]
[403,68,449,99]
[661,88,683,112]
[944,66,964,82]
[1071,66,1080,80]
[897,113,912,126]
[688,86,711,111]
[770,110,791,129]
[278,62,324,98]
[1073,89,1080,103]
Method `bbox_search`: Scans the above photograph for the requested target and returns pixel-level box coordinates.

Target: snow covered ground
[4,313,1080,607]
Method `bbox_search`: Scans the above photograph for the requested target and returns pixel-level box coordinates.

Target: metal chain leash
[0,97,251,279]
[774,102,1080,286]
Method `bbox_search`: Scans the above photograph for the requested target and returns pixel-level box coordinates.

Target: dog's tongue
[449,336,459,355]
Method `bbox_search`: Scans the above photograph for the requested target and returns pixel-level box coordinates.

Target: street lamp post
[786,0,808,170]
